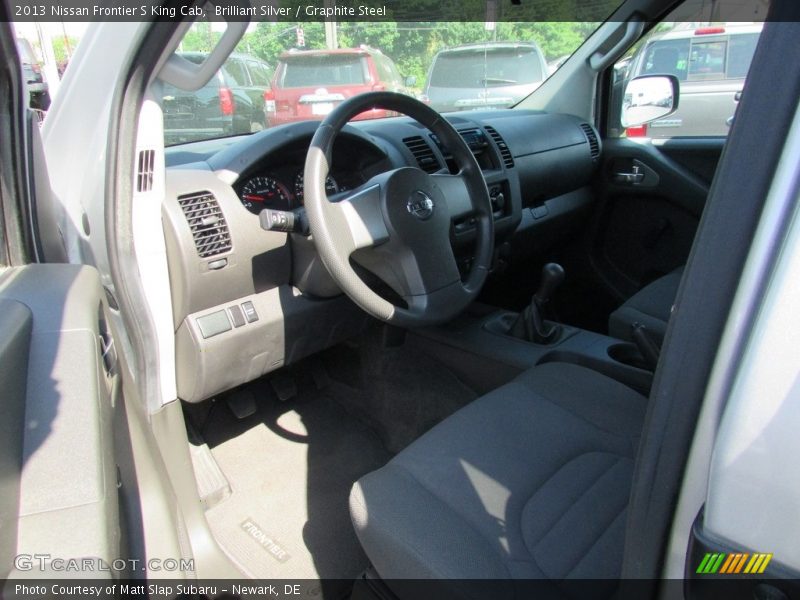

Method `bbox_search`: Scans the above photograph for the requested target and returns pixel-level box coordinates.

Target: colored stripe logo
[696,552,773,574]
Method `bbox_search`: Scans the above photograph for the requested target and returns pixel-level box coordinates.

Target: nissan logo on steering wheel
[407,190,435,220]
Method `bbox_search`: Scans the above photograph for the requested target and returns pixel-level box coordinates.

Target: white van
[626,23,763,137]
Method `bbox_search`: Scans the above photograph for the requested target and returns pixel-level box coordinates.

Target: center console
[415,308,653,396]
[412,264,654,396]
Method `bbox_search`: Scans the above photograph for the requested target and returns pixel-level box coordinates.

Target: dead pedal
[227,389,257,419]
[184,420,231,510]
[270,373,297,402]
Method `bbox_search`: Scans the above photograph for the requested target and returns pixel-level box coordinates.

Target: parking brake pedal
[227,389,257,419]
[270,373,298,402]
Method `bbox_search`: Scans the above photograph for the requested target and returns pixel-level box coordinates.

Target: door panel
[0,299,33,575]
[589,137,723,300]
[1,13,125,579]
[0,265,121,577]
[654,137,726,185]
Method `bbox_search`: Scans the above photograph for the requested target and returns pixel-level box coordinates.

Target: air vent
[580,123,600,160]
[136,149,155,192]
[403,136,440,173]
[484,126,514,169]
[177,191,232,259]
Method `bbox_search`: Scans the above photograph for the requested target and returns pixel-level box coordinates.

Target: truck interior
[2,0,799,598]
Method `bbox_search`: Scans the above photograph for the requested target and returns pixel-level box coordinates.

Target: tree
[179,21,222,53]
[51,35,79,64]
[240,22,328,66]
[226,19,601,87]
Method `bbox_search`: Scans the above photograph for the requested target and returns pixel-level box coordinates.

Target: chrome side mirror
[621,75,680,128]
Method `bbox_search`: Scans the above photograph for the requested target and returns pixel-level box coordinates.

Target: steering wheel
[304,92,494,327]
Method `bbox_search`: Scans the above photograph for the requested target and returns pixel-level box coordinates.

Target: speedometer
[294,172,339,204]
[240,176,292,214]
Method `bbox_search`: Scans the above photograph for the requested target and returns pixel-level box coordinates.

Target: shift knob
[534,263,565,304]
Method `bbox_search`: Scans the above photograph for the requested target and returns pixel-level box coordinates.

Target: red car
[265,46,412,126]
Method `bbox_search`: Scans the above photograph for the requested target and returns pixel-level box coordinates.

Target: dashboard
[162,110,601,403]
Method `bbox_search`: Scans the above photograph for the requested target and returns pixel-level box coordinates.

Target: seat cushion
[608,267,684,343]
[349,362,647,597]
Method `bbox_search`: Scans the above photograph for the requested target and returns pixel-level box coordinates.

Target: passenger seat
[608,267,684,344]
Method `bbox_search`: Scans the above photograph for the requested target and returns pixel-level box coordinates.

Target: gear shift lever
[510,263,565,343]
[534,263,565,306]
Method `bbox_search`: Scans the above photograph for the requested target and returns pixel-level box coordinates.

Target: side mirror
[621,74,679,128]
[404,75,417,87]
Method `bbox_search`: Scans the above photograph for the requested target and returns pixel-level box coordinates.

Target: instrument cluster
[237,169,344,215]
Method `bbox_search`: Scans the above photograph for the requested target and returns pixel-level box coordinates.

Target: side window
[688,40,727,81]
[615,23,765,139]
[639,40,689,80]
[726,33,759,79]
[224,59,249,87]
[247,61,271,87]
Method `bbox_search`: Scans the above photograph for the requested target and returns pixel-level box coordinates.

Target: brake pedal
[270,372,298,402]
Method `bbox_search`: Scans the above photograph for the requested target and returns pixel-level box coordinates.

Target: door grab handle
[615,164,644,184]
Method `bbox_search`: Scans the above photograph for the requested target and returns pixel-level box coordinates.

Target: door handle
[615,164,645,184]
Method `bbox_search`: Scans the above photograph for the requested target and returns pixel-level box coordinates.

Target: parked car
[163,52,272,145]
[265,46,410,126]
[625,23,763,137]
[16,37,49,111]
[423,42,548,112]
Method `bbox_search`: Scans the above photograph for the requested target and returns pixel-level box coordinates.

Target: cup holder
[608,342,650,371]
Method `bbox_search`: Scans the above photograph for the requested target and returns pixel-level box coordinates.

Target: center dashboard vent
[177,191,232,258]
[484,126,514,169]
[579,123,600,160]
[403,136,441,173]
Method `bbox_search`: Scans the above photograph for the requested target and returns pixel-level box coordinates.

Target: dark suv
[163,52,272,145]
[16,38,50,111]
[265,46,410,126]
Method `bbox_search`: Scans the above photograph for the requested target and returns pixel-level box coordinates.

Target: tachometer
[294,172,338,203]
[240,176,291,214]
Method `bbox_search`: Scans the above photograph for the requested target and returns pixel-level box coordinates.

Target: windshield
[13,19,603,144]
[150,20,603,145]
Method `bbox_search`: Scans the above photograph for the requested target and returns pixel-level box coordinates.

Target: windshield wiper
[480,77,518,84]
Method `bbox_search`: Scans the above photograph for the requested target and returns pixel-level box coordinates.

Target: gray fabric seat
[608,267,684,343]
[349,362,647,598]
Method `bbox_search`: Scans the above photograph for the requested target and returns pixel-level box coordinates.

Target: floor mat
[321,333,478,454]
[196,333,477,596]
[199,378,390,599]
